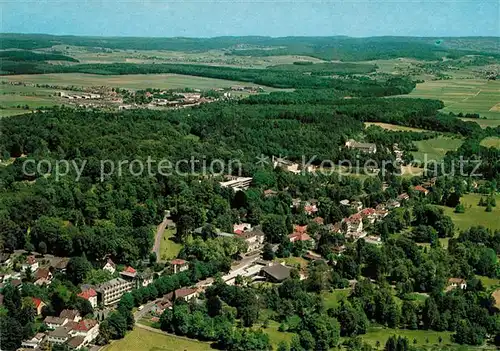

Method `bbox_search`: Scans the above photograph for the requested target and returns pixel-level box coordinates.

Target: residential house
[34,268,53,286]
[21,333,46,349]
[360,208,377,224]
[397,193,410,201]
[51,257,69,273]
[60,309,81,322]
[387,200,401,209]
[313,217,324,225]
[260,264,292,283]
[173,288,199,301]
[234,223,252,233]
[235,227,265,253]
[66,336,86,350]
[169,259,189,274]
[44,316,68,329]
[447,278,467,291]
[343,214,363,234]
[96,278,132,306]
[151,299,173,316]
[345,139,377,154]
[71,319,99,344]
[22,255,39,273]
[304,202,318,216]
[289,225,314,244]
[47,325,73,345]
[120,266,137,281]
[32,297,46,316]
[137,272,154,288]
[414,185,429,196]
[263,189,278,197]
[78,288,98,308]
[102,258,116,274]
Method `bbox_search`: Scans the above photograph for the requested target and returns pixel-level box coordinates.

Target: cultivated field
[480,136,500,149]
[412,136,463,162]
[1,73,285,91]
[407,79,500,121]
[103,327,212,351]
[440,193,500,232]
[365,122,428,132]
[45,45,325,68]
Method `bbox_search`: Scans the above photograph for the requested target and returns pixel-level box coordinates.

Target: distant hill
[0,33,499,61]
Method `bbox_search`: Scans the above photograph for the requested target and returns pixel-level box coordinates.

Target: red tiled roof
[313,217,324,225]
[414,185,428,193]
[345,213,362,223]
[72,319,98,332]
[123,266,136,274]
[170,259,187,265]
[293,225,308,233]
[32,297,43,308]
[27,255,36,264]
[78,288,97,300]
[361,208,376,216]
[234,229,243,235]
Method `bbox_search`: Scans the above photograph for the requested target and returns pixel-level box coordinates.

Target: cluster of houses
[15,306,100,350]
[0,255,69,291]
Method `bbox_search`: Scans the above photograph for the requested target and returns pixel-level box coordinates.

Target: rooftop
[261,264,292,281]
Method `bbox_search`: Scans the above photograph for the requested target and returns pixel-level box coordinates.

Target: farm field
[439,193,500,232]
[1,73,286,91]
[480,136,500,149]
[406,79,500,121]
[48,45,325,68]
[365,122,428,132]
[412,136,463,162]
[103,327,212,351]
[159,228,183,261]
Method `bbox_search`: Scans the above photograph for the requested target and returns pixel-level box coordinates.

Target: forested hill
[1,33,499,60]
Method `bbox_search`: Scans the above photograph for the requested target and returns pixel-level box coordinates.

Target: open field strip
[439,193,500,232]
[407,79,500,121]
[1,73,288,91]
[103,327,212,351]
[365,122,428,132]
[480,136,500,149]
[412,136,463,162]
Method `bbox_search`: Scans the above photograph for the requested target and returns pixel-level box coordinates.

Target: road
[134,299,158,322]
[151,217,173,261]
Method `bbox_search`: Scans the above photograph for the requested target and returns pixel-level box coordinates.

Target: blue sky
[1,0,499,37]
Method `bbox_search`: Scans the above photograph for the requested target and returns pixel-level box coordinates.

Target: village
[0,132,486,351]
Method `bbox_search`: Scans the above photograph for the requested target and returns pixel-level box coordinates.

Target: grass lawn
[439,193,500,232]
[262,320,296,348]
[478,275,500,290]
[412,136,463,163]
[274,256,309,270]
[103,327,212,351]
[480,136,500,149]
[159,228,183,261]
[365,122,428,132]
[321,289,351,310]
[406,79,500,121]
[360,326,453,348]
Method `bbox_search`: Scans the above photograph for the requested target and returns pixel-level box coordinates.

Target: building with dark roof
[260,264,292,283]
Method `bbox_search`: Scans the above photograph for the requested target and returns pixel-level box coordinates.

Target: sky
[1,0,499,38]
